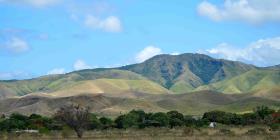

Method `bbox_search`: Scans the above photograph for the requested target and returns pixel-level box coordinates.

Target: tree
[150,112,169,127]
[115,114,138,129]
[0,118,26,132]
[99,117,113,129]
[241,113,257,125]
[28,114,45,129]
[88,114,101,130]
[167,111,184,128]
[202,110,244,125]
[254,106,275,120]
[184,115,196,127]
[114,110,146,129]
[54,105,90,138]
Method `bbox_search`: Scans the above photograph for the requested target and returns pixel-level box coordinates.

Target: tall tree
[54,105,90,138]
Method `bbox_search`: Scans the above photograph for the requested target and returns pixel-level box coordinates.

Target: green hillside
[50,79,170,97]
[196,69,280,94]
[0,69,152,98]
[120,53,255,93]
[264,64,280,70]
[0,53,279,99]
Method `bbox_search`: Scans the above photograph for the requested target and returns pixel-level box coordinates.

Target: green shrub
[167,111,184,128]
[88,114,101,130]
[269,123,280,131]
[115,110,146,129]
[150,112,169,127]
[39,127,50,134]
[184,116,196,127]
[99,117,113,129]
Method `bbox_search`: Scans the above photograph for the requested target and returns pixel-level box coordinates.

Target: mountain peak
[121,53,255,93]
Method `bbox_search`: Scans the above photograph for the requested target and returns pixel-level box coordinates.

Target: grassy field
[1,126,279,140]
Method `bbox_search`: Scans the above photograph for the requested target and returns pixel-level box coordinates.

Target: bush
[115,114,139,129]
[10,113,29,122]
[115,110,146,129]
[99,117,113,129]
[88,114,101,130]
[202,111,242,125]
[269,123,280,131]
[0,119,26,131]
[167,111,184,128]
[241,113,258,125]
[150,112,169,127]
[254,106,275,120]
[0,107,277,133]
[194,119,209,127]
[38,127,50,134]
[184,116,196,127]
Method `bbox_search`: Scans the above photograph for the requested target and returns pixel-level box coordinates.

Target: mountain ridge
[0,53,279,98]
[0,53,279,116]
[120,53,256,93]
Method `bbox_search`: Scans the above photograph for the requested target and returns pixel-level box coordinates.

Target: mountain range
[0,53,279,116]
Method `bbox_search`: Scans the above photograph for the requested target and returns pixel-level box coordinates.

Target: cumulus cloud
[0,37,29,53]
[73,59,92,70]
[202,37,280,66]
[171,52,180,55]
[197,0,280,24]
[84,15,122,32]
[47,68,65,75]
[0,0,62,7]
[135,46,162,63]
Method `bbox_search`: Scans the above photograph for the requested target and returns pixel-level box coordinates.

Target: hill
[120,53,255,93]
[195,69,280,94]
[0,91,279,117]
[49,79,170,97]
[0,69,165,99]
[0,53,279,117]
[0,53,279,98]
[264,64,280,70]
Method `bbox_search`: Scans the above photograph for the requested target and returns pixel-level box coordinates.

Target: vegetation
[120,53,255,92]
[196,69,280,94]
[54,105,91,138]
[0,69,166,98]
[3,53,279,99]
[0,106,279,138]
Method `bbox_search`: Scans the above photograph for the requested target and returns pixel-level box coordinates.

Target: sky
[0,0,280,80]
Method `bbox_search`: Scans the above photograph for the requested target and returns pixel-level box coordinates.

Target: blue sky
[1,0,280,80]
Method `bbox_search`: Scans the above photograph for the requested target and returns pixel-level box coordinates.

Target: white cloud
[0,71,31,80]
[202,37,280,66]
[135,46,162,63]
[47,60,91,75]
[1,37,29,53]
[73,59,92,70]
[47,68,65,75]
[0,0,62,7]
[171,52,180,55]
[84,15,122,32]
[197,0,280,24]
